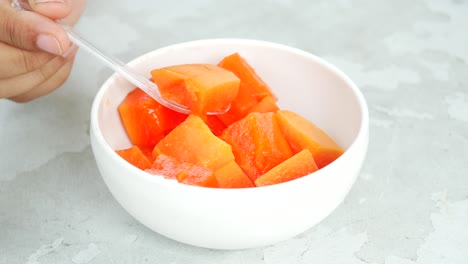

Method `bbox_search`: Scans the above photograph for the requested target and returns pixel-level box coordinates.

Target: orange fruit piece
[216,82,262,126]
[249,95,279,114]
[275,110,344,168]
[214,161,255,188]
[118,88,187,149]
[176,166,218,188]
[151,64,240,115]
[221,112,293,181]
[217,53,278,126]
[255,149,318,187]
[116,145,152,170]
[153,115,235,171]
[148,154,218,187]
[201,114,227,136]
[218,53,275,101]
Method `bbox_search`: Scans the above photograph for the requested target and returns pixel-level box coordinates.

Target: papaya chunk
[151,64,240,115]
[221,112,293,181]
[218,53,275,101]
[116,145,152,170]
[153,115,235,171]
[201,115,227,136]
[254,149,318,187]
[219,115,258,178]
[177,166,218,188]
[217,53,278,126]
[249,95,279,113]
[251,112,293,175]
[146,154,180,179]
[148,154,218,187]
[217,82,262,126]
[215,161,255,188]
[275,110,344,168]
[140,147,156,163]
[118,88,187,149]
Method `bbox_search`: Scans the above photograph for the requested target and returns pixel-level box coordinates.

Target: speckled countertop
[1,0,467,263]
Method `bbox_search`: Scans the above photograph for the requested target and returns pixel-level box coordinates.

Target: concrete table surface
[1,0,467,263]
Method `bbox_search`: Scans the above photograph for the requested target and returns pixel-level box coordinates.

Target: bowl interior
[95,39,365,156]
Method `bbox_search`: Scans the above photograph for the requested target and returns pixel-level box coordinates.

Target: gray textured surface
[1,0,467,263]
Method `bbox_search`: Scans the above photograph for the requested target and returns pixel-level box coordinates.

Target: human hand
[0,0,86,102]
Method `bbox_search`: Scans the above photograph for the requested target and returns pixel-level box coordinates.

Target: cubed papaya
[176,166,218,188]
[153,115,235,171]
[275,110,344,168]
[202,115,227,136]
[217,82,261,126]
[151,64,240,115]
[214,160,255,188]
[251,112,293,175]
[148,154,218,187]
[116,145,152,170]
[254,149,318,187]
[221,112,293,181]
[118,88,187,149]
[249,95,279,113]
[217,53,278,126]
[219,115,259,179]
[218,53,276,101]
[146,154,180,179]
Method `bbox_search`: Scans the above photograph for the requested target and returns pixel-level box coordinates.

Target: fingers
[0,47,77,98]
[0,41,55,78]
[0,0,71,55]
[62,0,86,26]
[26,0,87,26]
[10,54,76,102]
[0,0,87,102]
[27,0,72,20]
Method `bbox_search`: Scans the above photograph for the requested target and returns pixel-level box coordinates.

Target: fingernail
[36,34,63,55]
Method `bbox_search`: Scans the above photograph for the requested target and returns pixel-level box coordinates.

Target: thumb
[0,0,71,55]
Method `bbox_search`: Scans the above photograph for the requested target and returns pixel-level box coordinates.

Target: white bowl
[90,39,369,250]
